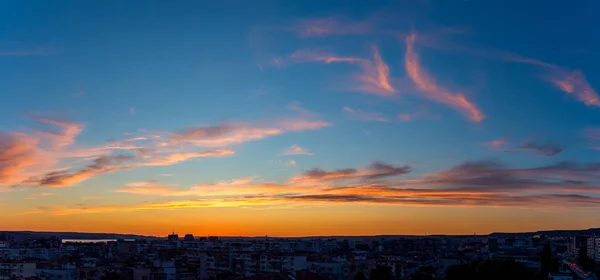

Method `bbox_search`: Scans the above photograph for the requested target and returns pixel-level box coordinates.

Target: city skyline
[2,1,600,237]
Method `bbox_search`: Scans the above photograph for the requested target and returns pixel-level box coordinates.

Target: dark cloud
[32,154,134,187]
[505,139,563,156]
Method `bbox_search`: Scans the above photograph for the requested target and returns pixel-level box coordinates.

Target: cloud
[503,139,563,156]
[144,149,235,166]
[435,42,600,107]
[286,159,297,166]
[343,106,388,122]
[0,132,55,185]
[289,45,397,96]
[277,119,332,131]
[31,116,84,148]
[171,123,283,147]
[172,119,331,147]
[585,128,600,140]
[4,113,331,188]
[404,33,485,122]
[485,139,508,148]
[291,161,411,184]
[129,107,135,115]
[33,159,600,215]
[280,145,313,156]
[290,17,372,38]
[286,102,318,118]
[547,70,600,106]
[27,154,134,187]
[115,181,196,196]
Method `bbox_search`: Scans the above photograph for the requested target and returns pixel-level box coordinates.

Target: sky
[1,0,600,237]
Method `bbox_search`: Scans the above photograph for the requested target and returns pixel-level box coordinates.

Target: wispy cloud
[30,115,84,149]
[280,145,313,156]
[25,154,134,187]
[291,161,411,184]
[289,17,372,38]
[277,119,332,131]
[404,33,485,122]
[547,70,600,106]
[171,123,283,148]
[144,149,235,166]
[434,42,600,107]
[502,139,563,157]
[485,139,508,148]
[286,102,319,118]
[343,106,388,122]
[172,119,331,147]
[290,45,397,96]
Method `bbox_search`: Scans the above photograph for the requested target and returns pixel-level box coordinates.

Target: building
[0,262,36,280]
[549,272,574,280]
[586,237,600,262]
[569,236,588,256]
[184,234,195,242]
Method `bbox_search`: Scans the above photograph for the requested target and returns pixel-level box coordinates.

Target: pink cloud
[433,42,600,108]
[547,70,600,107]
[486,139,508,148]
[289,46,397,97]
[404,33,485,122]
[115,181,195,196]
[291,17,372,38]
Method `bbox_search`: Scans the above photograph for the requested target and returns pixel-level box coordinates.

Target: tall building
[569,236,588,256]
[587,237,600,262]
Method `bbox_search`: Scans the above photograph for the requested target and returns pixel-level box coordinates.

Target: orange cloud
[31,116,84,148]
[404,33,485,122]
[277,119,332,131]
[0,132,55,185]
[343,106,388,122]
[172,123,284,147]
[144,149,235,166]
[4,113,330,188]
[290,46,397,96]
[27,160,600,216]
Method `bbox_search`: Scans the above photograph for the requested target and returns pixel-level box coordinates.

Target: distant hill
[2,228,599,241]
[1,231,157,241]
[490,228,600,237]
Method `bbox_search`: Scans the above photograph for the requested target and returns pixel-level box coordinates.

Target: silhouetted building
[184,234,195,242]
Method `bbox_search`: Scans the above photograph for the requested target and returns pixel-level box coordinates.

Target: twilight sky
[2,0,600,237]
